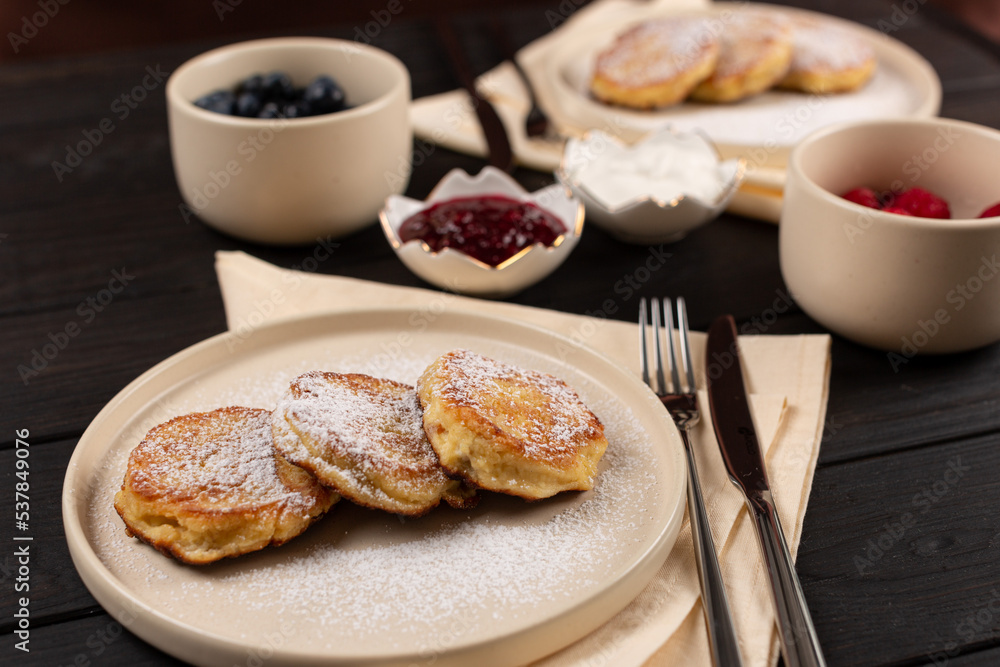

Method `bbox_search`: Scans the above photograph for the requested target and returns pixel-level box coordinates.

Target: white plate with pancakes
[63,307,687,667]
[544,2,941,167]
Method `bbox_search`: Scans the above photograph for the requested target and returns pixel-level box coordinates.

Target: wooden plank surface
[801,432,1000,666]
[3,0,1000,664]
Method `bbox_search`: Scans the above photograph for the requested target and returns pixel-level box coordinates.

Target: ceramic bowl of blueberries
[166,37,411,245]
[780,117,1000,354]
[379,167,584,298]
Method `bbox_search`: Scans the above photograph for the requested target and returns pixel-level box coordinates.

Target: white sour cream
[562,129,740,210]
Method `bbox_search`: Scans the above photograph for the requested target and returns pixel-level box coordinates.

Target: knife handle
[747,491,827,667]
[433,18,515,173]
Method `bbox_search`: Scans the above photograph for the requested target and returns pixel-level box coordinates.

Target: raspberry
[881,206,911,216]
[893,187,951,219]
[979,202,1000,218]
[841,187,881,209]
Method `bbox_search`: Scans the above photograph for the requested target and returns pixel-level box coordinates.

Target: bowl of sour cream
[556,127,744,244]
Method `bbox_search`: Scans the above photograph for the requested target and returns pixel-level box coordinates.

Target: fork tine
[676,297,696,393]
[639,297,650,387]
[662,298,681,394]
[651,297,667,395]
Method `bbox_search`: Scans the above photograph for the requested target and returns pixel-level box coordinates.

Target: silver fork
[639,297,745,667]
[489,16,553,139]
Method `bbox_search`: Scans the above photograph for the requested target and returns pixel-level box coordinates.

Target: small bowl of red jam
[380,167,583,297]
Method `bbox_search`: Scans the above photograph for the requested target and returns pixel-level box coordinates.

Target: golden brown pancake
[590,17,720,109]
[417,350,609,500]
[777,13,876,93]
[689,11,793,103]
[114,407,336,565]
[272,371,476,516]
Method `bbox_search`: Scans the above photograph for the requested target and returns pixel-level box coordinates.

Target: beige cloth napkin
[215,250,831,667]
[408,0,786,222]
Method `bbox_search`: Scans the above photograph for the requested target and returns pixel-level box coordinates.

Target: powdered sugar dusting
[125,407,316,514]
[423,349,603,461]
[172,435,645,643]
[564,7,918,148]
[788,15,875,72]
[82,331,681,659]
[709,11,792,79]
[274,372,447,503]
[595,17,718,88]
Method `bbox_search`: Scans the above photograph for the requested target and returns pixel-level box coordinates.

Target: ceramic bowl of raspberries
[166,37,411,245]
[780,117,1000,354]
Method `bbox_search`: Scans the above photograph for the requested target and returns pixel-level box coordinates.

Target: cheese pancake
[590,17,720,109]
[778,13,876,93]
[417,350,609,500]
[114,407,336,565]
[690,11,793,103]
[272,372,475,516]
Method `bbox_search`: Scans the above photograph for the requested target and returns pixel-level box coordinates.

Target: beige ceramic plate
[63,308,686,667]
[546,2,941,167]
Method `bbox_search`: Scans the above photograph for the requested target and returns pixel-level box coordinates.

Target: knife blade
[706,315,827,667]
[434,18,515,173]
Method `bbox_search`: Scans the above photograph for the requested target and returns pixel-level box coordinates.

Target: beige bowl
[167,37,411,245]
[780,117,1000,355]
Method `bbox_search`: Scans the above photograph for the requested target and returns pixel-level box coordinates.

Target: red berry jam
[398,195,567,267]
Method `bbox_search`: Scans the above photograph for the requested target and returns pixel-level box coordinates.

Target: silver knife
[435,18,515,173]
[706,315,827,667]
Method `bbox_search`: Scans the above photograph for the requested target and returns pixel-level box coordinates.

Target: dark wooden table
[3,1,1000,665]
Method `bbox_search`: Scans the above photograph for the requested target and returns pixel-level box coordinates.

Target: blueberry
[262,71,294,100]
[235,92,262,117]
[281,101,310,118]
[237,73,264,97]
[304,75,346,114]
[193,90,236,115]
[257,102,282,119]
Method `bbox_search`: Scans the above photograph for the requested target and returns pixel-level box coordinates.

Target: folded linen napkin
[408,0,786,222]
[215,250,831,666]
